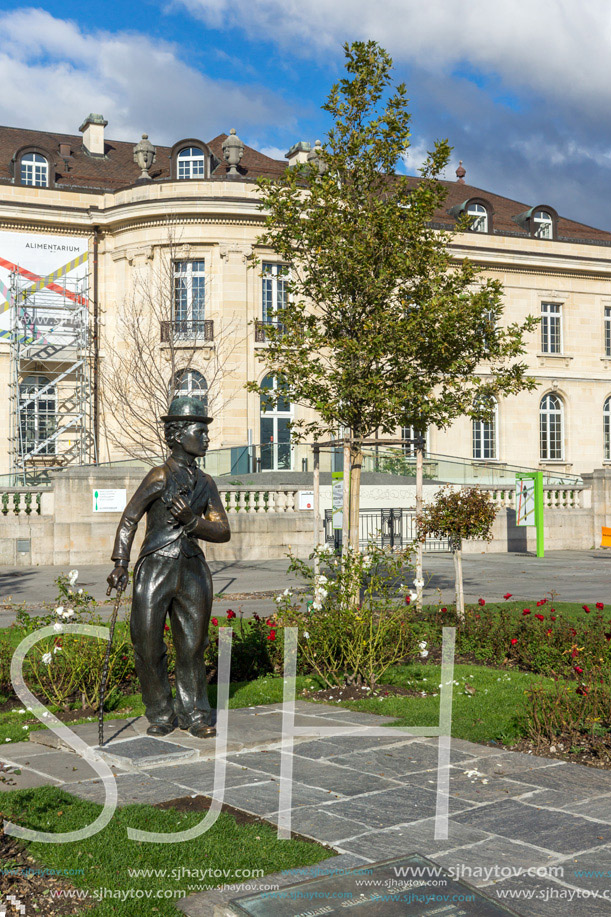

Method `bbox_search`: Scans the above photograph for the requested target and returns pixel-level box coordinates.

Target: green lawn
[0,786,333,917]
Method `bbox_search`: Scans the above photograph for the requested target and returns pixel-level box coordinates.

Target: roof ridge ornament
[456,160,466,184]
[133,133,156,182]
[222,128,244,176]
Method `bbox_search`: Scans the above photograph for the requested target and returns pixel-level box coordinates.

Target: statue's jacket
[111,455,230,569]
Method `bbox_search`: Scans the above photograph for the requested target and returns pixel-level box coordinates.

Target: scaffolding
[8,270,96,482]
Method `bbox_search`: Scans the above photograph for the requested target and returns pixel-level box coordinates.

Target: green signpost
[516,471,544,557]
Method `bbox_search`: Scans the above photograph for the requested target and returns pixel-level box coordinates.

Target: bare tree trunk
[453,540,465,620]
[349,440,363,553]
[342,433,351,555]
[415,442,424,611]
[313,444,321,579]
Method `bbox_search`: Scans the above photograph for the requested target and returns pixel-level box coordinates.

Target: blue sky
[1,1,611,229]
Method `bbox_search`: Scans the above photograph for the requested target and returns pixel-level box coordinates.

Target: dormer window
[533,209,553,239]
[467,202,488,233]
[448,197,493,233]
[177,147,206,179]
[20,152,48,187]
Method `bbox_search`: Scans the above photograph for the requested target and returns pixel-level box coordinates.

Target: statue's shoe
[146,722,177,737]
[188,722,216,738]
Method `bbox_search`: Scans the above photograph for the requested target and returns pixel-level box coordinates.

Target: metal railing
[160,319,214,342]
[254,320,285,343]
[324,508,451,553]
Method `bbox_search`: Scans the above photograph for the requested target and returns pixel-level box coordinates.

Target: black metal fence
[324,508,451,552]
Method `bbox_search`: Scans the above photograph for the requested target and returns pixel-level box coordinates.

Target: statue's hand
[170,495,196,526]
[107,565,128,594]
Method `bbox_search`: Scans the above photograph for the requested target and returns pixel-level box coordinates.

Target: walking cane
[98,580,125,748]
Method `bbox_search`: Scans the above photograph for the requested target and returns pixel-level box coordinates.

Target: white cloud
[257,145,288,160]
[0,8,294,143]
[178,0,611,116]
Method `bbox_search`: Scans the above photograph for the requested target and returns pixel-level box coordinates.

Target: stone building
[0,115,611,479]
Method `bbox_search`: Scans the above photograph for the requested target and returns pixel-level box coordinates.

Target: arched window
[177,147,206,179]
[533,210,553,239]
[540,393,563,460]
[19,375,56,455]
[472,398,497,460]
[604,397,611,461]
[20,152,48,187]
[172,369,208,411]
[467,202,488,233]
[260,374,292,471]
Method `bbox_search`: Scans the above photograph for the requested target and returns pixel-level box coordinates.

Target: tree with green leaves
[250,40,537,552]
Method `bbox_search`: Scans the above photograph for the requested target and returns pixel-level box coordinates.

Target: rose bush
[273,543,416,689]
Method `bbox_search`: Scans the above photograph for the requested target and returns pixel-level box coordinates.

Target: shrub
[205,610,280,683]
[521,666,611,751]
[274,543,416,690]
[14,570,135,710]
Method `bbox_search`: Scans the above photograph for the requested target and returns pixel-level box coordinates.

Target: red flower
[267,630,276,642]
[227,610,236,620]
[405,595,411,605]
[267,619,275,627]
[510,638,518,645]
[522,609,531,616]
[576,685,589,696]
[596,602,605,610]
[440,607,447,613]
[605,632,611,641]
[164,624,170,632]
[571,648,579,658]
[546,629,552,636]
[570,628,577,636]
[536,599,547,606]
[583,605,591,614]
[574,665,584,675]
[550,608,555,614]
[503,593,513,600]
[478,598,485,606]
[211,617,218,626]
[550,616,556,621]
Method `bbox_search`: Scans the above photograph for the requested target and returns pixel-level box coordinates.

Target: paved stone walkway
[0,702,610,915]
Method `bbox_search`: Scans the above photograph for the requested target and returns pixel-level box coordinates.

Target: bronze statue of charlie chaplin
[107,396,230,738]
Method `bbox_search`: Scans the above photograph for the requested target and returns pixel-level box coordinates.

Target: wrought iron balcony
[160,319,214,343]
[254,320,285,343]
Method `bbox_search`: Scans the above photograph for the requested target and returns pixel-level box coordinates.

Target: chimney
[79,113,108,157]
[286,141,311,167]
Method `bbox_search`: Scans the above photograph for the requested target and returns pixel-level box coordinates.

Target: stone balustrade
[483,485,587,511]
[0,489,45,516]
[220,487,300,514]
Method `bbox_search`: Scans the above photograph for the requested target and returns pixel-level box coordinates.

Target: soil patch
[0,825,91,914]
[300,684,419,703]
[509,732,611,769]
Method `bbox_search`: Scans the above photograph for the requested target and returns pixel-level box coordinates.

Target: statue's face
[179,422,209,457]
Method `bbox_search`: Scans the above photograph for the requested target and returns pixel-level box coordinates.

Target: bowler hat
[161,396,213,424]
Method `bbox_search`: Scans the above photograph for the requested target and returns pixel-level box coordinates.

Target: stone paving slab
[221,749,403,796]
[29,718,139,750]
[282,734,423,760]
[453,750,564,777]
[405,765,543,804]
[433,836,565,887]
[330,741,477,777]
[12,750,106,783]
[0,765,60,791]
[562,793,611,821]
[221,778,344,818]
[314,783,476,830]
[94,736,198,768]
[481,874,608,917]
[65,773,195,806]
[453,798,611,854]
[150,760,287,794]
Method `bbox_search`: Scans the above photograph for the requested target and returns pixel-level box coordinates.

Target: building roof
[0,123,609,244]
